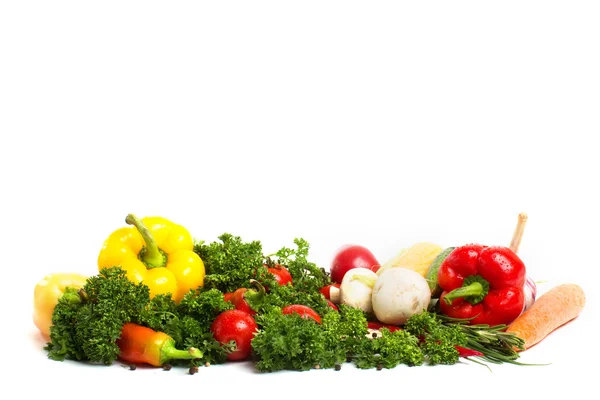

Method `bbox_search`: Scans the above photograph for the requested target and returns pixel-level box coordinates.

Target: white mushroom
[371,267,431,325]
[339,267,378,313]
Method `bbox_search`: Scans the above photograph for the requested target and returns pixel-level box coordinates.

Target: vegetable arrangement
[33,212,586,373]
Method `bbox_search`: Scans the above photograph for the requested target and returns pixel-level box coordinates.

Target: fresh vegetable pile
[33,213,586,373]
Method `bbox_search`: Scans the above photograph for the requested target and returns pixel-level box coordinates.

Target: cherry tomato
[267,264,293,286]
[210,310,258,361]
[282,304,322,324]
[330,244,380,284]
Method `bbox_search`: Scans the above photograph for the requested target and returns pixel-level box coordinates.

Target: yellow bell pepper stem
[125,213,166,268]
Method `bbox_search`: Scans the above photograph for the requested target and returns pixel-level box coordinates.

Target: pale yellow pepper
[33,273,88,339]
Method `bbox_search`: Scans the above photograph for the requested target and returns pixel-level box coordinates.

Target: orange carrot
[505,283,585,350]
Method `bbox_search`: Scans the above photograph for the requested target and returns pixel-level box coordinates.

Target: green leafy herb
[272,238,330,292]
[258,282,333,317]
[194,233,268,293]
[46,267,150,365]
[353,329,424,369]
[252,308,326,372]
[404,310,467,365]
[437,315,527,364]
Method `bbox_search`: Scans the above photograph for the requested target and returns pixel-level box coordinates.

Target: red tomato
[282,304,322,324]
[267,264,293,286]
[210,310,258,361]
[330,244,380,284]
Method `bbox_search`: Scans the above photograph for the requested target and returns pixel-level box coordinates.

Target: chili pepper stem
[444,282,484,305]
[125,214,165,268]
[159,339,203,366]
[245,279,266,303]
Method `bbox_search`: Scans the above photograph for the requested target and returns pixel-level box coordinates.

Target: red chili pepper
[223,279,266,315]
[438,244,526,326]
[455,345,484,358]
[223,292,234,303]
[116,323,203,367]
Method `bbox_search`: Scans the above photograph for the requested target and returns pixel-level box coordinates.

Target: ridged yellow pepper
[97,214,205,302]
[33,273,88,339]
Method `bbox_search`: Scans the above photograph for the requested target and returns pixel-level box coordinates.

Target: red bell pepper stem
[443,281,484,304]
[117,323,202,367]
[443,275,490,305]
[455,346,484,358]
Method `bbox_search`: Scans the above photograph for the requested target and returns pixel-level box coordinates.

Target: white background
[1,1,598,398]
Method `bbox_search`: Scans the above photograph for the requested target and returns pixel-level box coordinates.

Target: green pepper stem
[160,339,203,365]
[245,279,267,305]
[63,288,83,304]
[125,214,164,268]
[444,282,484,305]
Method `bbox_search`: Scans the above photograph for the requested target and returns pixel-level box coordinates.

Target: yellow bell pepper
[97,214,205,302]
[33,273,88,339]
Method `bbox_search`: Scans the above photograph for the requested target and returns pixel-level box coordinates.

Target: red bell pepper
[437,244,526,326]
[223,279,266,315]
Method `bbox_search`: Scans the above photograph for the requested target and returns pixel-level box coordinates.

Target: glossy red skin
[438,244,526,326]
[282,304,322,324]
[367,321,402,332]
[223,292,234,303]
[267,265,293,286]
[224,288,256,315]
[330,245,380,284]
[319,283,340,299]
[326,300,339,311]
[210,310,258,361]
[455,345,484,358]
